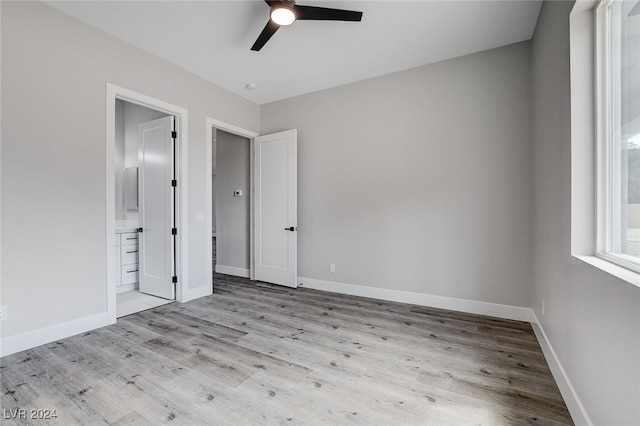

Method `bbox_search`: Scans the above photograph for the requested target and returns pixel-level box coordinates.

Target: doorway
[106,84,189,324]
[206,119,259,292]
[211,128,252,288]
[114,101,175,317]
[205,119,298,290]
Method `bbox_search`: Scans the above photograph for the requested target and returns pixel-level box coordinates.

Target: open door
[254,129,297,287]
[138,116,176,300]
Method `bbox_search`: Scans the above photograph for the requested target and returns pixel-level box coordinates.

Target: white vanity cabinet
[116,231,139,292]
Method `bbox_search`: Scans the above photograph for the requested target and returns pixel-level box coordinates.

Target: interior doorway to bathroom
[114,99,177,317]
[106,84,189,323]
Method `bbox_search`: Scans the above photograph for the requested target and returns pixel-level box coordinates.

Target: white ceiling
[46,1,543,105]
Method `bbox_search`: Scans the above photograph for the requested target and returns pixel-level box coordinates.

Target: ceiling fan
[251,0,363,51]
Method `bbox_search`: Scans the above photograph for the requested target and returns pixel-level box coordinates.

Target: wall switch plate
[330,264,336,273]
[0,306,7,321]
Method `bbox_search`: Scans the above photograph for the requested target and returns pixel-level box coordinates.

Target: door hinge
[172,228,177,235]
[172,276,178,283]
[171,179,177,187]
[171,131,177,139]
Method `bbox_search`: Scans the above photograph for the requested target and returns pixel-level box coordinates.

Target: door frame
[206,118,259,289]
[106,84,189,323]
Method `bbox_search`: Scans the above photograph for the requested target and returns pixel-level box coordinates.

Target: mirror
[124,167,138,210]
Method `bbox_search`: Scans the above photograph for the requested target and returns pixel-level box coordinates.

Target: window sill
[573,254,640,288]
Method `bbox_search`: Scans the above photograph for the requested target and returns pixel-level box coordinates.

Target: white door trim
[206,118,259,289]
[106,83,189,323]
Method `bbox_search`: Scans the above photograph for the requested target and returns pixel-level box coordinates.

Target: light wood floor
[1,274,573,425]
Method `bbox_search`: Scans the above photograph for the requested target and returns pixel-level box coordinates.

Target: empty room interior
[1,1,639,425]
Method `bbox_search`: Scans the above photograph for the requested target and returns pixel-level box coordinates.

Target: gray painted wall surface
[531,2,640,424]
[261,41,533,307]
[1,1,259,338]
[215,130,250,270]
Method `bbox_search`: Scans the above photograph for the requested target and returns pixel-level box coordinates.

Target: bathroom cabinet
[116,231,139,292]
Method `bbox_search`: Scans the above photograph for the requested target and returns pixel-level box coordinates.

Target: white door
[138,116,175,300]
[254,129,297,287]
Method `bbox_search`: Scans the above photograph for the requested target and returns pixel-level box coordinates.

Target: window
[596,0,640,273]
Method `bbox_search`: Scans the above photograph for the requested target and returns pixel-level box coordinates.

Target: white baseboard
[298,277,535,322]
[530,313,593,426]
[215,264,250,278]
[0,312,112,358]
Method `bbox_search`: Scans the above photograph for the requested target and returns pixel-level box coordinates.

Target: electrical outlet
[541,300,545,315]
[329,264,336,273]
[0,306,6,321]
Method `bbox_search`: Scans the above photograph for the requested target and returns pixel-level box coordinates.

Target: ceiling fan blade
[251,20,280,51]
[264,0,282,7]
[294,5,363,22]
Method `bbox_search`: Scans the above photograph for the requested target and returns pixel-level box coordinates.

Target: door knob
[284,227,296,231]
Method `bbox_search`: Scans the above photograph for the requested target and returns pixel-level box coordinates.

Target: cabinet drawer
[121,248,139,265]
[121,265,139,285]
[120,232,139,244]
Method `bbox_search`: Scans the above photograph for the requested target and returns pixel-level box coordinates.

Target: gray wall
[1,1,259,338]
[261,41,533,307]
[215,129,250,271]
[531,2,640,424]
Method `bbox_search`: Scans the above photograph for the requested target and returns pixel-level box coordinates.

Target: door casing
[106,84,189,324]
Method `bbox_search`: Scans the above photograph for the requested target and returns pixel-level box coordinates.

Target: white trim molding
[298,277,535,323]
[531,313,594,426]
[215,265,250,279]
[0,313,110,358]
[207,118,260,140]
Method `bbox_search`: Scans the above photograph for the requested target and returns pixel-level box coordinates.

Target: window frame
[594,0,640,274]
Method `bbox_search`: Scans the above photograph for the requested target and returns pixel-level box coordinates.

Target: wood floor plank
[137,309,248,341]
[0,273,573,425]
[110,411,155,426]
[140,336,258,388]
